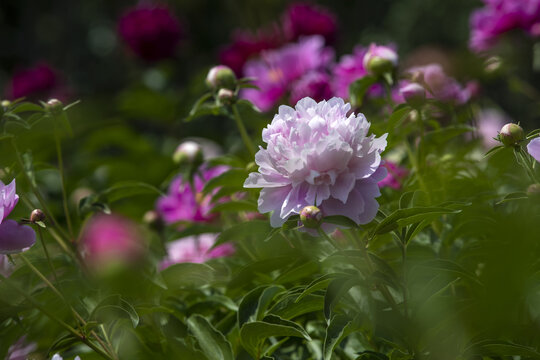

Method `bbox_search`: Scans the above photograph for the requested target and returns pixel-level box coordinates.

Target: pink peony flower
[475,109,508,148]
[363,43,399,74]
[160,233,235,269]
[406,64,471,105]
[79,214,145,268]
[241,36,334,111]
[378,162,408,190]
[5,62,67,101]
[528,137,540,162]
[282,3,337,44]
[244,97,387,228]
[118,4,182,62]
[1,179,19,224]
[469,0,540,52]
[6,336,37,360]
[219,26,284,76]
[156,166,228,224]
[289,71,333,105]
[332,45,386,100]
[0,220,36,255]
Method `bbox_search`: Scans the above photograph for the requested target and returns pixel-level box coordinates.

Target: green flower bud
[46,98,63,115]
[30,209,46,223]
[300,205,323,229]
[499,123,524,146]
[173,141,204,165]
[206,65,237,91]
[217,88,236,106]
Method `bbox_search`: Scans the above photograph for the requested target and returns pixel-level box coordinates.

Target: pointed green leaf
[187,314,235,360]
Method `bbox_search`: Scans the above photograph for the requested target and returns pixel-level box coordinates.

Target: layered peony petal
[0,220,36,254]
[528,137,540,162]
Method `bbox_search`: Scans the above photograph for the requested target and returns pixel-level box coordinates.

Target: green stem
[0,272,113,360]
[231,104,256,158]
[54,131,73,237]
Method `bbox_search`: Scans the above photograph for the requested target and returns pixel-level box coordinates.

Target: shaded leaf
[187,314,235,360]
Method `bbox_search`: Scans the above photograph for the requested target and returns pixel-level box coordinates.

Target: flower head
[156,166,228,224]
[527,137,540,162]
[363,43,399,75]
[399,82,426,107]
[79,214,145,269]
[499,123,525,146]
[241,36,334,111]
[289,71,333,105]
[282,3,337,44]
[1,179,19,224]
[118,4,182,61]
[5,63,66,101]
[406,64,471,105]
[378,162,408,190]
[160,233,235,269]
[244,97,387,228]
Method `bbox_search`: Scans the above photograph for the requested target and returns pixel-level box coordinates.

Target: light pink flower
[160,233,235,269]
[528,137,540,162]
[476,109,508,148]
[244,97,387,228]
[1,179,19,224]
[406,64,471,105]
[241,36,334,111]
[6,336,37,360]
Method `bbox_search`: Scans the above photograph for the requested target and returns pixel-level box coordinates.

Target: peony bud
[363,44,398,76]
[206,65,237,91]
[499,123,525,146]
[46,98,63,115]
[30,209,45,223]
[217,88,236,105]
[527,183,540,196]
[300,205,323,229]
[173,141,204,165]
[400,83,426,107]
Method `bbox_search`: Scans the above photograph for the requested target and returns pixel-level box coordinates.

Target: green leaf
[527,128,540,139]
[496,191,528,205]
[185,93,214,122]
[187,314,235,360]
[421,125,474,146]
[269,293,324,320]
[356,351,389,360]
[295,273,349,303]
[416,259,482,288]
[240,315,311,358]
[324,276,361,320]
[323,215,359,228]
[373,207,461,235]
[11,102,44,114]
[349,76,377,108]
[202,168,248,195]
[90,295,139,328]
[238,285,285,328]
[210,200,257,213]
[100,181,163,203]
[483,145,505,158]
[212,220,271,250]
[323,314,356,360]
[465,340,540,358]
[388,105,412,130]
[237,98,262,113]
[229,256,297,290]
[161,263,215,288]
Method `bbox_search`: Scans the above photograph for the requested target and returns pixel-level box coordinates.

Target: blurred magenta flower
[6,336,37,360]
[118,4,182,62]
[469,0,540,52]
[0,220,36,255]
[332,46,385,99]
[160,233,235,269]
[399,82,426,107]
[1,179,19,224]
[5,63,65,100]
[378,162,408,190]
[80,214,145,268]
[282,3,337,44]
[289,71,333,105]
[475,109,508,148]
[219,26,284,76]
[528,137,540,162]
[406,64,471,105]
[244,97,387,227]
[156,166,228,224]
[242,36,334,111]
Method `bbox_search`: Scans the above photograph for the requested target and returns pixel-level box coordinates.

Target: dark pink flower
[79,214,145,268]
[5,63,66,100]
[156,166,228,224]
[289,71,333,105]
[282,3,337,44]
[118,4,182,62]
[241,35,334,111]
[219,26,284,76]
[378,162,408,190]
[160,233,234,269]
[469,0,540,52]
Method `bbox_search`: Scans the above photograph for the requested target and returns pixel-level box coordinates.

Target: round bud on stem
[499,123,525,146]
[46,98,63,115]
[527,183,540,196]
[30,209,46,223]
[400,83,426,108]
[363,44,398,77]
[173,141,204,165]
[206,65,237,91]
[217,88,236,106]
[300,205,323,229]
